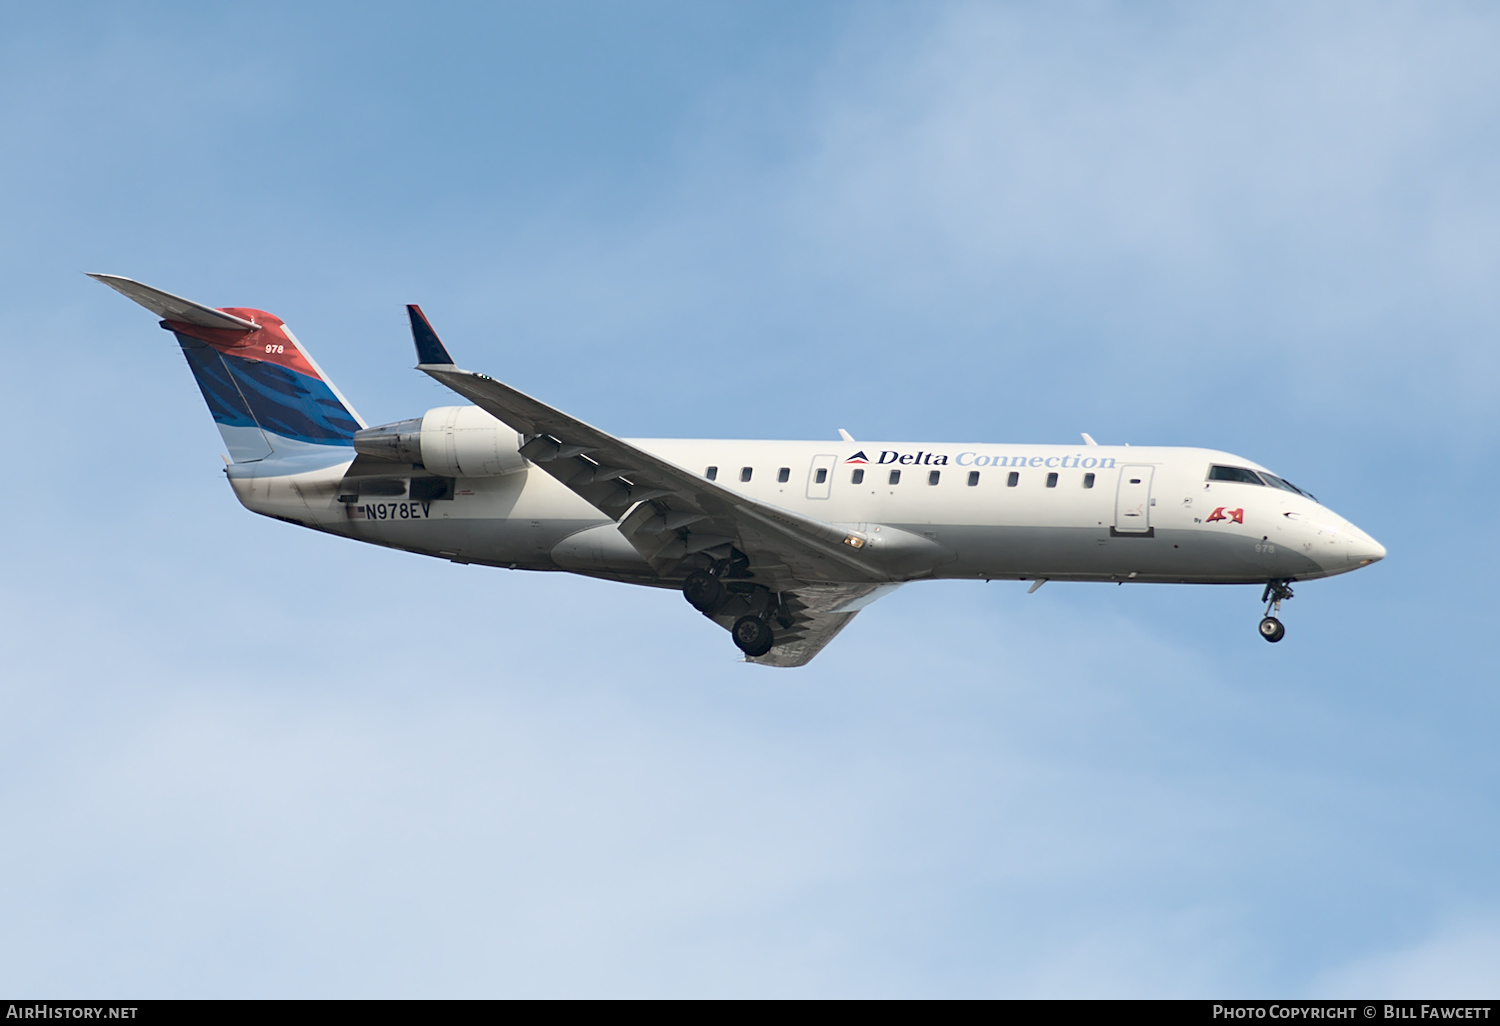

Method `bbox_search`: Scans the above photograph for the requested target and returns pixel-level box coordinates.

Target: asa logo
[844,451,870,464]
[1206,507,1245,524]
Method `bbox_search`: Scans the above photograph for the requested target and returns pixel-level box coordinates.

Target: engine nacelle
[416,405,528,477]
[353,406,527,477]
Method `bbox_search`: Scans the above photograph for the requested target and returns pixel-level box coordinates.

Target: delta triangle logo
[844,451,869,464]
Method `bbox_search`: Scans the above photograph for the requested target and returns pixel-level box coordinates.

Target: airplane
[90,273,1386,666]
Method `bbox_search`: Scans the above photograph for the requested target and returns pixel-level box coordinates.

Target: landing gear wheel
[732,615,775,657]
[1257,579,1293,643]
[683,571,723,613]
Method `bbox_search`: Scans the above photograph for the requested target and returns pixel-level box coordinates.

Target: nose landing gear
[1258,579,1293,643]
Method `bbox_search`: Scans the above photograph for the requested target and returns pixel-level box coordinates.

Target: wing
[403,306,941,666]
[406,307,882,588]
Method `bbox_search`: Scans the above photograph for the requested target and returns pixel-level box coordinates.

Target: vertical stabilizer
[90,274,365,465]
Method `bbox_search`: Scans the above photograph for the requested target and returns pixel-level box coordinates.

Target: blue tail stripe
[227,356,359,444]
[180,340,259,430]
[175,333,358,447]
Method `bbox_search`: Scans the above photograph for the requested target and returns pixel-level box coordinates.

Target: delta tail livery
[93,275,1385,666]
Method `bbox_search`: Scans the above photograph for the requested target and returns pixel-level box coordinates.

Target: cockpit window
[1208,465,1264,485]
[1210,464,1318,501]
[1260,472,1317,502]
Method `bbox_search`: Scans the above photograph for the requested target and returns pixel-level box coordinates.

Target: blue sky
[2,0,1498,997]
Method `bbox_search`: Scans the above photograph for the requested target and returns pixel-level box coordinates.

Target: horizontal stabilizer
[87,273,259,330]
[408,305,454,365]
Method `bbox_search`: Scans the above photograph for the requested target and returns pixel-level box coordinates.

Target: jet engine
[352,405,527,477]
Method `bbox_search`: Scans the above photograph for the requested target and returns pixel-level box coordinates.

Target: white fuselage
[225,431,1386,588]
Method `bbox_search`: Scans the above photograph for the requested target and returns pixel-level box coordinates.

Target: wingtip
[407,304,455,366]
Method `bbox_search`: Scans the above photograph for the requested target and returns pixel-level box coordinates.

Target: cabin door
[807,455,838,499]
[1114,465,1155,534]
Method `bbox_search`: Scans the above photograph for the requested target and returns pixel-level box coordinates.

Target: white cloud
[1311,918,1500,997]
[785,4,1500,300]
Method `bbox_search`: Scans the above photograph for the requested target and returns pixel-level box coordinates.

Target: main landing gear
[682,564,781,658]
[731,615,776,658]
[1258,579,1293,643]
[683,570,723,613]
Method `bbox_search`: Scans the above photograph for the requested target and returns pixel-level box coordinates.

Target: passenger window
[1007,471,1019,487]
[928,470,940,485]
[1046,472,1058,488]
[967,471,979,487]
[815,468,827,484]
[741,467,753,483]
[852,469,865,485]
[706,466,717,481]
[777,467,790,483]
[1208,465,1264,485]
[889,470,901,485]
[1083,473,1095,488]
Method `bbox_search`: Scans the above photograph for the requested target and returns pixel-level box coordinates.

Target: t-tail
[89,274,365,467]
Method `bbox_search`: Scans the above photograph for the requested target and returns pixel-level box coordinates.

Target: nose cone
[1346,523,1386,567]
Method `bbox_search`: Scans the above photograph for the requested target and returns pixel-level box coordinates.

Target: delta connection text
[860,450,1119,469]
[1212,1008,1492,1020]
